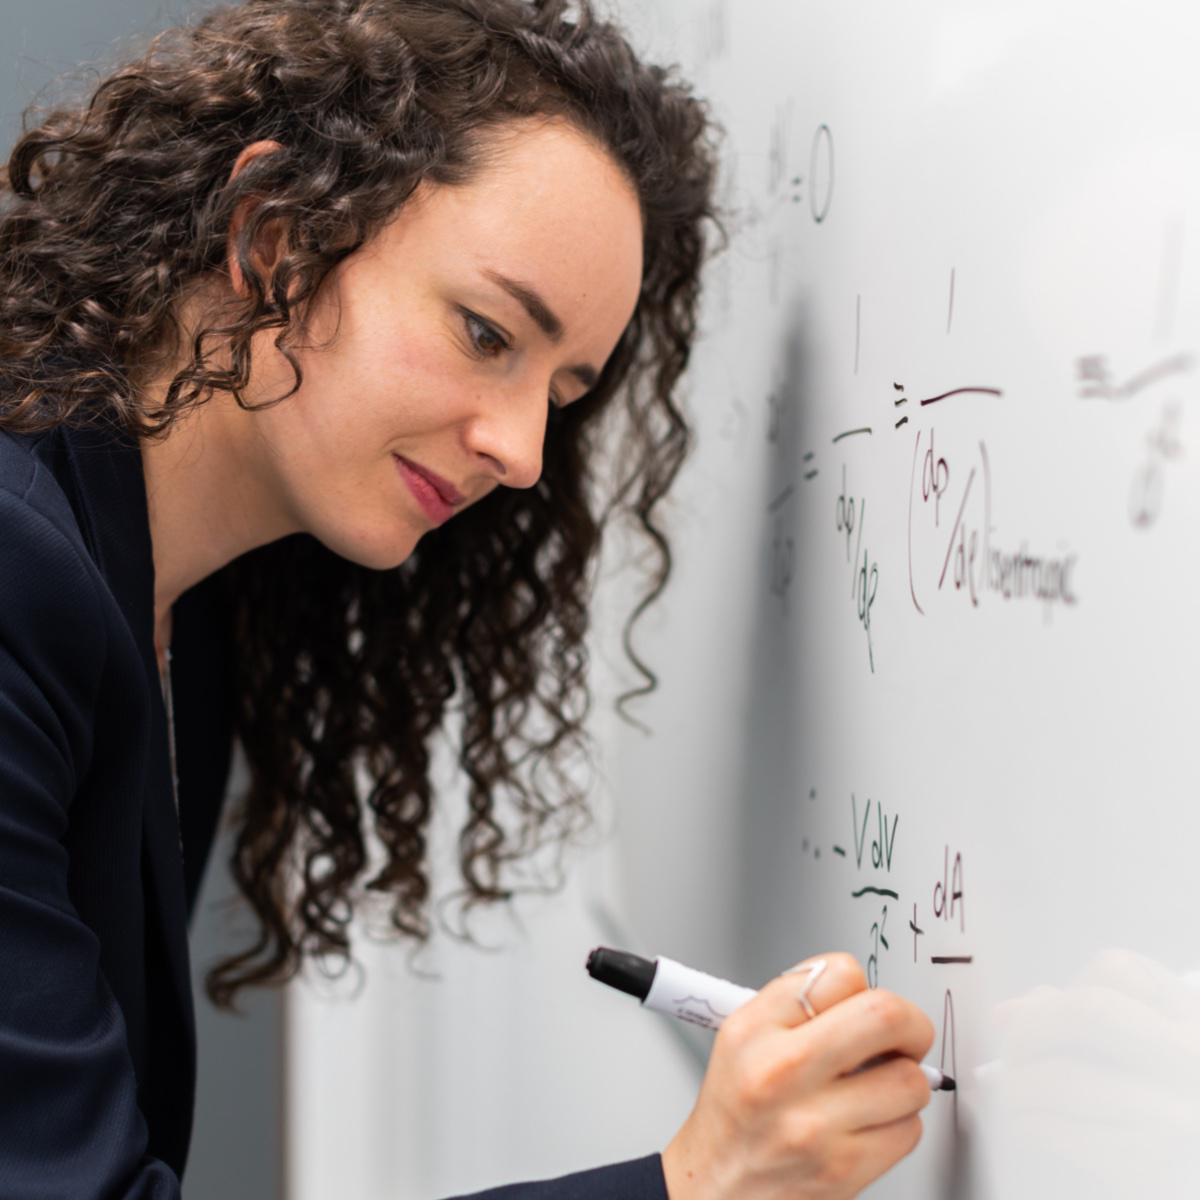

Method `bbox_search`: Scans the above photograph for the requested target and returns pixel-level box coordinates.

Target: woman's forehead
[369,120,644,342]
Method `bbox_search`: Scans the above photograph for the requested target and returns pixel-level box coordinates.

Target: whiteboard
[601,1,1200,1196]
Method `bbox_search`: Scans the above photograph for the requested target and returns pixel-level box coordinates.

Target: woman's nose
[465,384,548,490]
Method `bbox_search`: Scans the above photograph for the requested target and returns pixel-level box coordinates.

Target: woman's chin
[317,525,424,571]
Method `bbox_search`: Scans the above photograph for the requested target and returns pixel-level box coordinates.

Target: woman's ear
[225,139,286,298]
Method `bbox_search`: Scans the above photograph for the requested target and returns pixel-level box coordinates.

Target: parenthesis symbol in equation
[908,429,924,615]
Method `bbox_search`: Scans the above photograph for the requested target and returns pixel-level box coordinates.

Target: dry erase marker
[586,947,956,1092]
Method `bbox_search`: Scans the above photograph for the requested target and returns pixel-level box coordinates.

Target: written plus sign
[909,903,925,962]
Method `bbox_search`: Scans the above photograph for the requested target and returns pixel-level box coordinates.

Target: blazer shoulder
[0,429,109,703]
[0,428,93,557]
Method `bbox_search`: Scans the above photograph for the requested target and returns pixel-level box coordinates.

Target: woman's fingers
[663,953,938,1200]
[824,1054,934,1133]
[717,954,934,1112]
[843,1113,926,1193]
[738,977,935,1087]
[813,986,936,1077]
[740,952,867,1031]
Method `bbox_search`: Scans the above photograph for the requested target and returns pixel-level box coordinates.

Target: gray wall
[2,1,176,147]
[1,6,282,1198]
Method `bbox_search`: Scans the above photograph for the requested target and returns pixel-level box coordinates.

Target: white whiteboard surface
[601,1,1200,1196]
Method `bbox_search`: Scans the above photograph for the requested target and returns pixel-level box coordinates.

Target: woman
[0,1,934,1197]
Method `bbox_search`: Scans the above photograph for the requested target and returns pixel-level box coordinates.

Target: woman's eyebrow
[483,269,563,341]
[482,268,598,390]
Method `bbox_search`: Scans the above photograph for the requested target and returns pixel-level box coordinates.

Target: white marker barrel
[643,956,758,1030]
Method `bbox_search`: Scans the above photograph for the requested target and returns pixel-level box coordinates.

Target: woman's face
[231,118,644,569]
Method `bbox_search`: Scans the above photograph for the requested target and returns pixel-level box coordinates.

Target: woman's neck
[139,390,300,637]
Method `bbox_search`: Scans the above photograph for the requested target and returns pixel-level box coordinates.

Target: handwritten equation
[907,426,1079,616]
[741,211,1200,672]
[1077,351,1194,528]
[802,791,975,992]
[836,465,878,671]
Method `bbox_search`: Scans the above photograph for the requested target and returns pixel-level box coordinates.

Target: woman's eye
[463,311,510,358]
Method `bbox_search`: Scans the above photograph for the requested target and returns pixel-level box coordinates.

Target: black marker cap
[586,947,657,1002]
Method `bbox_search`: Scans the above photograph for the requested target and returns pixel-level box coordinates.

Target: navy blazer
[0,419,667,1199]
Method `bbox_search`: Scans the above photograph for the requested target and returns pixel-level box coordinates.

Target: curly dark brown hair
[0,0,718,1007]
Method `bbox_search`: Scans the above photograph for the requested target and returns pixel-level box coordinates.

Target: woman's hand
[661,953,935,1200]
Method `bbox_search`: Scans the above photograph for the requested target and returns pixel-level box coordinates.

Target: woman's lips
[393,455,463,525]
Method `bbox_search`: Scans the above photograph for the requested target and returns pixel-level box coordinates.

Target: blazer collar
[54,417,157,644]
[53,417,197,1153]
